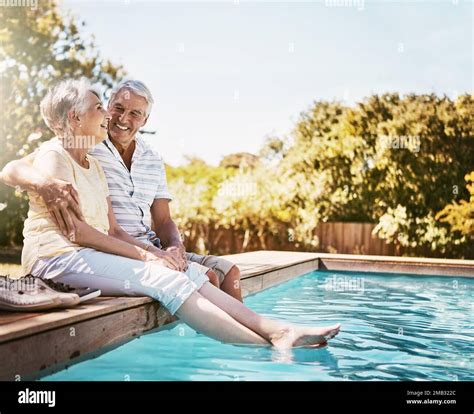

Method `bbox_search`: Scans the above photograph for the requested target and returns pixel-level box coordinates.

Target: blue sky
[62,0,472,166]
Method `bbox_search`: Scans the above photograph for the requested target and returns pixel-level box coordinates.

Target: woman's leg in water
[33,249,338,348]
[194,281,341,348]
[32,249,269,346]
[175,290,269,345]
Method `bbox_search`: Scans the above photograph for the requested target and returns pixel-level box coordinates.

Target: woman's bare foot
[271,323,341,349]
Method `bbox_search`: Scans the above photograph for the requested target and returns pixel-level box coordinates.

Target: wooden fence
[183,222,406,256]
[313,222,398,255]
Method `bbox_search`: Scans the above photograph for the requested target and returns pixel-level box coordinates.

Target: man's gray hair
[40,78,100,137]
[109,79,154,117]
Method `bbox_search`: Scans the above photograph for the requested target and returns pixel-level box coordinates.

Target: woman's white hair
[40,78,101,137]
[109,79,154,117]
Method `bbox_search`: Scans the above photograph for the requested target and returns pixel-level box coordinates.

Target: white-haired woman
[21,78,340,348]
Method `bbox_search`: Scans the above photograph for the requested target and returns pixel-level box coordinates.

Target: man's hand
[144,252,180,270]
[147,247,187,271]
[165,245,187,269]
[165,245,185,257]
[37,178,84,238]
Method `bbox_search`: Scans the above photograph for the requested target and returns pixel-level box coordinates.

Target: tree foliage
[169,94,474,257]
[436,171,474,238]
[0,1,124,244]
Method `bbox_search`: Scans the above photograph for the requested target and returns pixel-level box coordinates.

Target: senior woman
[21,78,340,348]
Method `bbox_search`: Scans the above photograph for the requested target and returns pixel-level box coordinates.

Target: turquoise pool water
[42,270,474,381]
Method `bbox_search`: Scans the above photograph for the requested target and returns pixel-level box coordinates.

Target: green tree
[0,1,124,245]
[436,171,474,237]
[219,152,259,169]
[169,94,473,257]
[166,157,237,252]
[276,94,473,255]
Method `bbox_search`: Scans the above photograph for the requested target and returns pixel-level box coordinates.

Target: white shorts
[30,248,209,315]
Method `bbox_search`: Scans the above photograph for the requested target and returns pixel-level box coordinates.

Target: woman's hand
[37,177,84,238]
[144,248,187,271]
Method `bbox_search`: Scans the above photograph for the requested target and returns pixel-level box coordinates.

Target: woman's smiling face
[78,91,111,145]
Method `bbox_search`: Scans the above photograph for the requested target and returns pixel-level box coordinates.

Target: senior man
[1,79,242,301]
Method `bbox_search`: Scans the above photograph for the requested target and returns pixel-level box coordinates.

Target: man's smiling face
[107,88,149,146]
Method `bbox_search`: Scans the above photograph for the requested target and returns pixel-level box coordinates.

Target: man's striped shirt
[90,134,172,243]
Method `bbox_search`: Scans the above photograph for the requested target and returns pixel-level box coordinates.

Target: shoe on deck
[41,278,101,303]
[35,278,81,308]
[0,275,62,312]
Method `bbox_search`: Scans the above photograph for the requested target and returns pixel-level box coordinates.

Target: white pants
[30,248,209,315]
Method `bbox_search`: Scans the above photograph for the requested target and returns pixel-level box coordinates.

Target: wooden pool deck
[0,251,473,381]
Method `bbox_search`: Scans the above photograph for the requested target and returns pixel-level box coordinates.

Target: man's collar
[103,134,145,160]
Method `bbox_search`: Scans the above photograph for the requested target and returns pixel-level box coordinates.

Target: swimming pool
[42,270,474,381]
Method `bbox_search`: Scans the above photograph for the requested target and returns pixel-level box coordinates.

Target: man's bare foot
[271,324,341,349]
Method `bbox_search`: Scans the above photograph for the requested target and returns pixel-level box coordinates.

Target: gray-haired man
[1,79,242,301]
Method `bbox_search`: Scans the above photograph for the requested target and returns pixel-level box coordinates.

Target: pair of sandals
[0,274,100,312]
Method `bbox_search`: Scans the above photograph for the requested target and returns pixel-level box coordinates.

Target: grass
[0,263,23,278]
[0,246,23,278]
